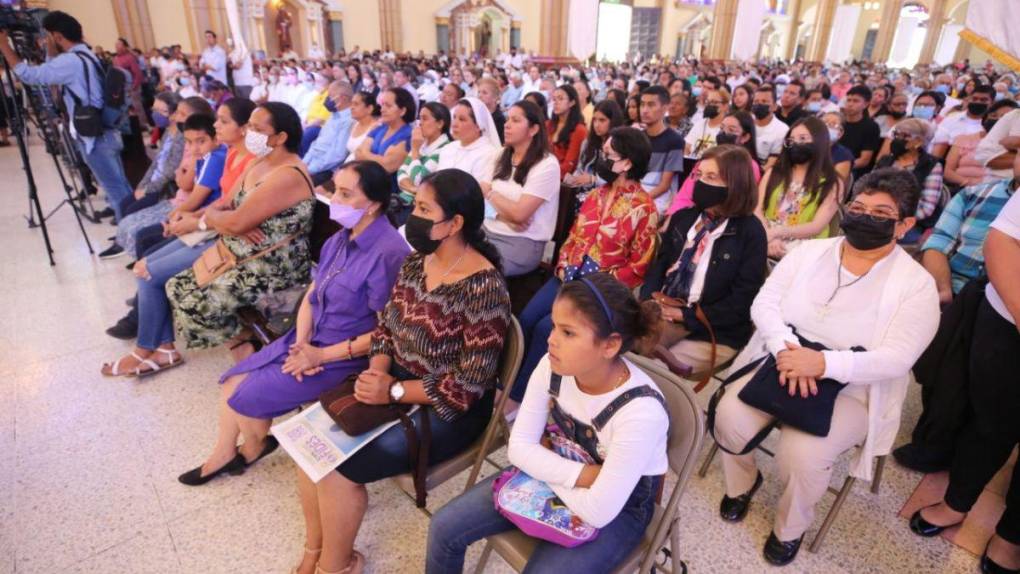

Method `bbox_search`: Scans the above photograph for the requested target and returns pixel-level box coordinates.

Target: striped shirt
[922,178,1015,294]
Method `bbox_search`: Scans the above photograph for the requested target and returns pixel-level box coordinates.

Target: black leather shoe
[245,435,279,467]
[178,454,246,486]
[909,504,964,537]
[94,207,115,219]
[720,471,763,522]
[982,547,1020,574]
[105,315,138,340]
[763,532,803,566]
[982,553,1020,574]
[892,442,952,474]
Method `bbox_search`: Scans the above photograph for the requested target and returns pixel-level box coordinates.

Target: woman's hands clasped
[282,341,325,382]
[353,368,395,405]
[775,341,826,398]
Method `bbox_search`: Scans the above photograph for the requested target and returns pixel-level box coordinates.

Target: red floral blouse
[555,182,659,288]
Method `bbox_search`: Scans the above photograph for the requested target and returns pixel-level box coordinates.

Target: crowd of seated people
[53,21,1020,571]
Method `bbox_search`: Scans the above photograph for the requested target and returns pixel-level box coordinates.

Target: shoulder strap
[591,385,666,431]
[290,165,314,197]
[705,353,774,456]
[63,52,93,108]
[549,372,562,398]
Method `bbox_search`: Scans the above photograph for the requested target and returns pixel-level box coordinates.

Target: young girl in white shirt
[426,273,669,573]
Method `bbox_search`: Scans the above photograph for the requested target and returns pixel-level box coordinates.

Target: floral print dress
[166,169,314,349]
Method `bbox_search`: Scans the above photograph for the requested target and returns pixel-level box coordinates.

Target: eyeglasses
[890,131,915,141]
[784,138,812,147]
[844,202,900,224]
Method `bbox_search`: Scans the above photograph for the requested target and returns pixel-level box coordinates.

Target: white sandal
[316,551,364,574]
[134,348,186,378]
[101,351,147,377]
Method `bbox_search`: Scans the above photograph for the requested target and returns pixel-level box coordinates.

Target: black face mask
[888,110,906,119]
[786,142,815,165]
[983,118,999,133]
[839,211,897,250]
[751,104,771,120]
[693,179,728,210]
[715,132,739,145]
[405,214,448,255]
[967,102,989,117]
[890,138,909,157]
[595,155,622,184]
[703,104,719,119]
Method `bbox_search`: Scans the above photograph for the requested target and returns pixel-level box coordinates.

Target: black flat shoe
[178,453,246,486]
[763,532,803,566]
[245,435,279,467]
[909,504,965,537]
[982,540,1020,574]
[720,471,763,522]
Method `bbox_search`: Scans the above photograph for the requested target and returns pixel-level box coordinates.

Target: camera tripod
[0,38,95,265]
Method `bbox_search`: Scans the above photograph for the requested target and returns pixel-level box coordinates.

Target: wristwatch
[388,381,406,403]
[198,214,208,231]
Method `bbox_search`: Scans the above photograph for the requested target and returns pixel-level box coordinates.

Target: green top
[764,177,831,239]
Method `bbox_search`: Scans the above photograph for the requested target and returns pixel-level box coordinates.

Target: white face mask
[828,127,841,143]
[245,130,273,158]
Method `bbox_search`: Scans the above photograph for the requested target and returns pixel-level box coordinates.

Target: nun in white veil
[437,97,502,183]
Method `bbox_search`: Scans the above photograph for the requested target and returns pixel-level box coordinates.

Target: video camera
[0,6,46,63]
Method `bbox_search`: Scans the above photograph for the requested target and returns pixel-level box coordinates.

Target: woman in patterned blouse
[509,126,658,410]
[290,168,511,574]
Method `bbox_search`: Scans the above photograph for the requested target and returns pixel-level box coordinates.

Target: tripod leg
[47,143,94,253]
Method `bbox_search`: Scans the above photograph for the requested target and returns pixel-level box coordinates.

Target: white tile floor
[1,134,977,573]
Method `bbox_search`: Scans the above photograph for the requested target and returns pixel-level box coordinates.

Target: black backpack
[65,51,127,137]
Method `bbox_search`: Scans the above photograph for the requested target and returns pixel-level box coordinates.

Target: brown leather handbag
[319,368,432,507]
[192,234,299,288]
[645,292,718,393]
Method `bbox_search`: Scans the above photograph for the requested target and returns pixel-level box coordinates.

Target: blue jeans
[119,192,161,217]
[77,130,133,221]
[426,472,661,574]
[136,238,212,349]
[510,277,561,402]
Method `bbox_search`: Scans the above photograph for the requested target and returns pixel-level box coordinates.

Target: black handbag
[707,329,865,455]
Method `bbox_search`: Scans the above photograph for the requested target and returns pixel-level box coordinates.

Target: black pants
[944,298,1020,544]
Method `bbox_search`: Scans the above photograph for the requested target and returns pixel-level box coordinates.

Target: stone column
[709,0,738,61]
[806,0,836,63]
[540,0,568,57]
[871,0,902,63]
[918,0,947,65]
[784,0,803,60]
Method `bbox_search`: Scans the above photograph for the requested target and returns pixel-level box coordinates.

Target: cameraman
[0,11,133,222]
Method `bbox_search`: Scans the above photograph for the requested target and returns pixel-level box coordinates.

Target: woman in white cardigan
[712,168,940,566]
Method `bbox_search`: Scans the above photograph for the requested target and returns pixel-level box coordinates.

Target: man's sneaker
[98,244,126,259]
[94,207,115,219]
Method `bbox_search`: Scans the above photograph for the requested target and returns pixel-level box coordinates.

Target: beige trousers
[713,366,868,541]
[667,339,737,374]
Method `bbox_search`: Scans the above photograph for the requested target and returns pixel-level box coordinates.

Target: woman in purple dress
[178,161,410,486]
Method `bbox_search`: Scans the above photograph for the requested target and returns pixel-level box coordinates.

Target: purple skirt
[220,328,367,419]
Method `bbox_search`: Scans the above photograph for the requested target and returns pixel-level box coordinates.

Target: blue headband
[578,277,615,332]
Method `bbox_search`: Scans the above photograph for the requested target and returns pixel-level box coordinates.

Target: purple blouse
[309,215,410,347]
